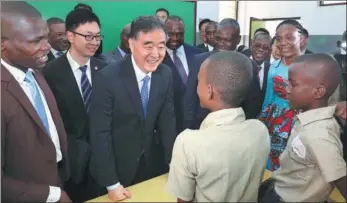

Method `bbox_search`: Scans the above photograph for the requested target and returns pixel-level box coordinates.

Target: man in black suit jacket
[100,23,131,65]
[43,9,106,202]
[162,15,201,133]
[185,21,263,129]
[89,16,177,202]
[196,18,212,52]
[46,17,69,63]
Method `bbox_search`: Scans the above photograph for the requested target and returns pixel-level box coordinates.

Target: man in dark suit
[196,18,212,52]
[244,32,272,101]
[89,16,177,202]
[242,28,270,58]
[100,23,131,65]
[43,9,106,202]
[185,21,263,129]
[47,17,69,63]
[162,15,201,133]
[1,2,70,202]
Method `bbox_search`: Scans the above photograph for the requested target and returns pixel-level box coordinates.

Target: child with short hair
[258,53,346,202]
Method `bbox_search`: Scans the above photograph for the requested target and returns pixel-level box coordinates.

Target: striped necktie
[173,50,188,84]
[79,65,92,112]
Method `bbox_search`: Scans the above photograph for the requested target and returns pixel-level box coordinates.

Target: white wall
[238,1,346,45]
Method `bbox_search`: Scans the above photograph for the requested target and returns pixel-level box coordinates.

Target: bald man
[259,53,346,202]
[1,1,70,202]
[166,51,270,202]
[100,23,131,64]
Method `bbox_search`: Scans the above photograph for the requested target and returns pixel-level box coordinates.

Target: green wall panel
[28,1,195,53]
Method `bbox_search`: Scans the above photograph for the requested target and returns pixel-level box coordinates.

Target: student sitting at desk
[258,53,347,202]
[166,51,270,202]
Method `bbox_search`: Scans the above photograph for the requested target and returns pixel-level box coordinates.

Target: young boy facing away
[259,53,347,202]
[165,52,270,202]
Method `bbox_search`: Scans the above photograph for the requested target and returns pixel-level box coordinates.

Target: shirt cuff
[46,186,61,202]
[106,182,121,191]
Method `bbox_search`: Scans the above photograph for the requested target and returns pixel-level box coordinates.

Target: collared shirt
[204,43,214,52]
[50,47,67,58]
[66,50,92,96]
[167,45,189,76]
[117,46,127,58]
[250,56,265,89]
[1,59,63,202]
[166,108,270,202]
[273,106,346,202]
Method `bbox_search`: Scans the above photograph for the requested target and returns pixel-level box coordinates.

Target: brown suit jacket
[1,65,70,202]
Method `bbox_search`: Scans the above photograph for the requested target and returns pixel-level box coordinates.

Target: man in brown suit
[1,2,71,202]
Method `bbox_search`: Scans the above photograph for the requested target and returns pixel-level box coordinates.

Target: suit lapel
[2,66,48,135]
[261,60,271,99]
[184,45,194,74]
[121,57,144,120]
[146,70,160,121]
[57,56,87,117]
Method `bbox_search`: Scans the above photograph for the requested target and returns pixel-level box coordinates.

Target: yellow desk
[88,170,345,202]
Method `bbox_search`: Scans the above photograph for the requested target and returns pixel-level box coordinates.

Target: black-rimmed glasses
[69,30,104,41]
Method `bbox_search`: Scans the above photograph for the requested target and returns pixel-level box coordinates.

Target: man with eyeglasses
[43,9,107,202]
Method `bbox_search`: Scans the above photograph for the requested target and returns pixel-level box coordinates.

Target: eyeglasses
[70,30,104,41]
[252,43,271,51]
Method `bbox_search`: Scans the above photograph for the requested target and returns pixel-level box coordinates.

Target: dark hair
[270,37,276,46]
[129,16,167,39]
[253,32,271,42]
[47,17,64,28]
[205,51,253,107]
[199,18,212,31]
[166,15,183,23]
[219,18,240,35]
[302,28,309,37]
[276,19,303,33]
[156,8,169,16]
[74,3,92,11]
[65,9,100,31]
[254,28,270,36]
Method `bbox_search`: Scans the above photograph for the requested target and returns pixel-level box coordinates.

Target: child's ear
[314,85,326,99]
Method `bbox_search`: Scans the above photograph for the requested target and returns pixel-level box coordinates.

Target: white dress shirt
[106,55,152,191]
[50,47,67,58]
[167,45,189,76]
[1,59,62,202]
[205,43,214,52]
[66,50,92,95]
[250,56,265,89]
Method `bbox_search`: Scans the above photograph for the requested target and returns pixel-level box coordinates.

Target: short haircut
[253,32,271,42]
[47,17,64,28]
[276,19,303,33]
[219,18,240,35]
[166,15,184,24]
[74,3,92,12]
[65,9,100,31]
[199,18,212,31]
[206,21,218,28]
[254,27,270,36]
[302,28,309,37]
[129,16,167,39]
[156,8,169,16]
[294,53,340,98]
[204,51,253,106]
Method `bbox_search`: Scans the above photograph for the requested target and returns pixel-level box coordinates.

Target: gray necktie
[173,50,188,84]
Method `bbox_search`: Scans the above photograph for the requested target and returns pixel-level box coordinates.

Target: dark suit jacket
[162,43,201,133]
[184,51,263,129]
[43,54,106,184]
[47,51,56,63]
[1,66,69,202]
[258,59,271,102]
[100,47,126,65]
[89,56,177,188]
[241,48,252,58]
[196,43,209,53]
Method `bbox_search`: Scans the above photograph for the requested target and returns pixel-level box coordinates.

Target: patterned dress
[258,60,296,171]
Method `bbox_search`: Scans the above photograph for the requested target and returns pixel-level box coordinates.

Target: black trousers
[258,179,283,203]
[64,172,106,203]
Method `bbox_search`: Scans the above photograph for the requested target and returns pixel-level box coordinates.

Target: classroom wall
[29,1,196,53]
[237,1,346,52]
